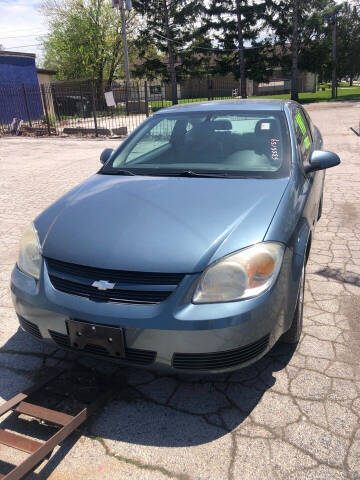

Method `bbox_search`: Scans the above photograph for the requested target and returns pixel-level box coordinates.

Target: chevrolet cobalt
[11,100,340,373]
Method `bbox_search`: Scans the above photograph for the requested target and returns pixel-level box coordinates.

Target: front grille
[49,330,156,366]
[49,276,170,304]
[172,334,270,371]
[46,257,185,285]
[46,257,184,305]
[18,316,42,339]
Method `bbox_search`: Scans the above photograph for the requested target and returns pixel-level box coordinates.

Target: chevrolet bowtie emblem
[92,280,116,290]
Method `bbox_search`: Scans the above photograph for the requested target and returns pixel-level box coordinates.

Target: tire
[281,263,305,343]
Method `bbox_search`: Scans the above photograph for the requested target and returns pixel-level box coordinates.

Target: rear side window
[293,108,313,163]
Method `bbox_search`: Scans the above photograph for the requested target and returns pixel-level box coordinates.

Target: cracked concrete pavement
[0,101,359,479]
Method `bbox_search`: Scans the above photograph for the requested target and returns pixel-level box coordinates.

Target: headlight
[193,242,285,304]
[17,223,42,279]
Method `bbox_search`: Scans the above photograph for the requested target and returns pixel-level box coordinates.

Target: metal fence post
[207,75,211,101]
[79,83,85,119]
[51,84,60,121]
[40,84,52,135]
[90,81,99,137]
[22,83,32,127]
[144,81,149,117]
[137,82,141,114]
[125,82,129,116]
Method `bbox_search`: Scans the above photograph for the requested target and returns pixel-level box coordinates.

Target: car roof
[155,99,291,115]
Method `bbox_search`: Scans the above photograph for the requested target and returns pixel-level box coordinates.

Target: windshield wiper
[101,169,137,176]
[174,170,264,179]
[102,169,259,179]
[174,170,231,178]
[104,169,230,178]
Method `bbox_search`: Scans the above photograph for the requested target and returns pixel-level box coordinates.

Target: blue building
[0,51,43,125]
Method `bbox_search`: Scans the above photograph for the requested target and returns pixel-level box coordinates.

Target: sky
[0,0,48,64]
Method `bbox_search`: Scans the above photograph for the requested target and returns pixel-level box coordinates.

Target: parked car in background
[11,99,340,373]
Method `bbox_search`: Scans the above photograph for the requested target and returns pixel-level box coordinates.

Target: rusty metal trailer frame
[0,370,110,480]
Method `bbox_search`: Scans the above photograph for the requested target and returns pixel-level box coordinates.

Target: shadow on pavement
[316,266,360,287]
[0,327,297,477]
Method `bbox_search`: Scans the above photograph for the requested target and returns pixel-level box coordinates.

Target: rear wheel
[281,263,305,343]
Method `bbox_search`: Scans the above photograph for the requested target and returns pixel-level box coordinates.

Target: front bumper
[10,248,301,373]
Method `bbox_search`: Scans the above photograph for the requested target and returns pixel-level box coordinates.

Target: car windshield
[103,110,291,178]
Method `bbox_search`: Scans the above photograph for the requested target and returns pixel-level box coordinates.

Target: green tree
[268,0,336,100]
[132,0,207,104]
[336,2,360,84]
[299,2,360,85]
[41,0,140,90]
[207,0,269,98]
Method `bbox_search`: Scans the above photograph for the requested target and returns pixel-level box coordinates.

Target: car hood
[39,173,289,273]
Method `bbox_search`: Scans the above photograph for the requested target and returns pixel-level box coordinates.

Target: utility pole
[291,0,299,102]
[235,0,247,99]
[112,0,132,86]
[331,10,338,99]
[324,7,340,99]
[163,0,178,105]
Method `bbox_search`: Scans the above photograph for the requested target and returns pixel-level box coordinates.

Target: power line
[0,27,44,35]
[152,31,277,53]
[0,33,46,40]
[152,31,238,51]
[3,32,278,55]
[4,43,43,49]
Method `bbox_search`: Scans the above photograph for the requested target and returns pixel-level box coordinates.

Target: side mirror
[100,148,114,164]
[305,150,340,173]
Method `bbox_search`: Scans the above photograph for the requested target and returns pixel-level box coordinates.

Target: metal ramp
[0,369,113,480]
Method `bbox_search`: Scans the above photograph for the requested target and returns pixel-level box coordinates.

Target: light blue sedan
[11,100,340,373]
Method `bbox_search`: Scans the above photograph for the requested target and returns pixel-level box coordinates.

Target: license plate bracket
[66,319,125,358]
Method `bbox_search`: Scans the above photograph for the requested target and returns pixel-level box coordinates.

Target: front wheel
[281,263,305,343]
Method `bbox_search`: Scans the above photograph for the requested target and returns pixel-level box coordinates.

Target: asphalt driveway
[0,101,359,479]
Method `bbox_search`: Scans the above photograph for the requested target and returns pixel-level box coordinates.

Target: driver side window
[293,108,313,165]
